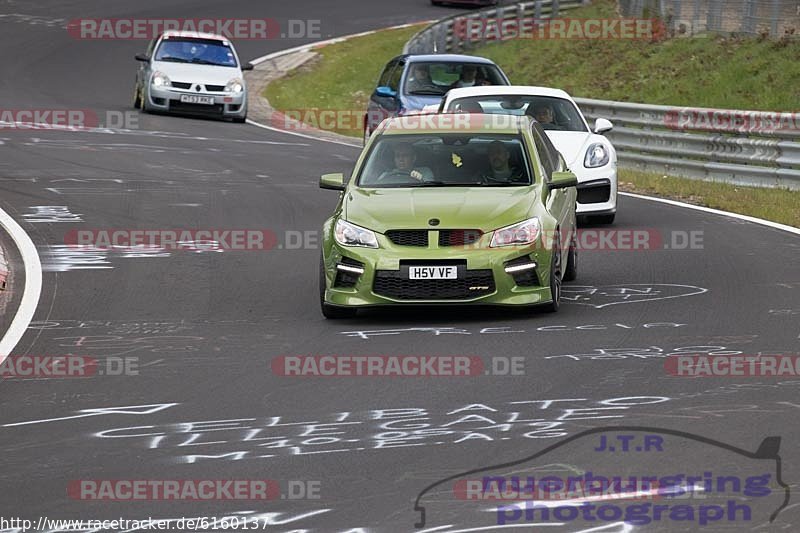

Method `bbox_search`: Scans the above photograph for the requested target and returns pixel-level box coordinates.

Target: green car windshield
[357,134,533,188]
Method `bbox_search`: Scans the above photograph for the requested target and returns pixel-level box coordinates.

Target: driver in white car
[530,103,565,130]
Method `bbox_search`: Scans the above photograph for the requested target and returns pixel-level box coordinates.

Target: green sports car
[319,114,578,318]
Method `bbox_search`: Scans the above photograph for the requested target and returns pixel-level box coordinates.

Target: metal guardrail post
[479,11,490,47]
[552,0,560,18]
[671,0,682,33]
[770,0,781,37]
[743,0,757,33]
[534,0,543,20]
[689,0,701,35]
[707,0,723,32]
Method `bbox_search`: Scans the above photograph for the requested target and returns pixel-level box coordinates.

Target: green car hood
[343,187,536,234]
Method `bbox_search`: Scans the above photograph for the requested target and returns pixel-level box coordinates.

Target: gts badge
[469,286,489,291]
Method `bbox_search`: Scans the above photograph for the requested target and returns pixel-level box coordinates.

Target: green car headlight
[335,219,379,248]
[490,217,541,248]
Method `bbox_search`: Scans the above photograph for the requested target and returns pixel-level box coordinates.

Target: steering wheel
[377,168,428,184]
[376,169,411,182]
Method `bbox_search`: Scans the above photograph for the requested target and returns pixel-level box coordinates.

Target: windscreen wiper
[190,58,225,66]
[415,181,481,187]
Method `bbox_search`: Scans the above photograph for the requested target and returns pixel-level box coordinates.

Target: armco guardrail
[404,3,799,189]
[575,98,800,189]
[620,0,799,38]
[403,0,587,55]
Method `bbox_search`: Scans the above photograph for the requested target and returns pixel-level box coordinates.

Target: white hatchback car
[439,86,617,224]
[133,31,252,122]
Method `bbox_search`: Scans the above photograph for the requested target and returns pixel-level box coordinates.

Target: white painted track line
[619,192,800,236]
[0,207,42,362]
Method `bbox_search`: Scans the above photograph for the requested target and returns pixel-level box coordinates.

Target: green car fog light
[336,263,365,275]
[504,261,538,274]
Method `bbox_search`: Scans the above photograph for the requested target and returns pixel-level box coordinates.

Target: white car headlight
[584,143,609,168]
[225,79,244,93]
[335,219,379,248]
[490,217,541,248]
[151,71,171,87]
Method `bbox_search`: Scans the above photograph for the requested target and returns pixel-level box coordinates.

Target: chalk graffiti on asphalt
[340,322,687,340]
[75,397,675,464]
[544,345,786,362]
[560,284,708,308]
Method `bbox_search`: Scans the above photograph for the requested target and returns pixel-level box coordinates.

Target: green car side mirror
[320,173,346,191]
[550,170,578,189]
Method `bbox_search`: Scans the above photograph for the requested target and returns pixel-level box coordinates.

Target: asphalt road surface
[1,1,799,532]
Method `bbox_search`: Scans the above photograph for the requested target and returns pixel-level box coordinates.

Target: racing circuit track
[1,1,799,531]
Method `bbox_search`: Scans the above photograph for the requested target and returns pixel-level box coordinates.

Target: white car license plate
[179,94,214,105]
[408,266,457,280]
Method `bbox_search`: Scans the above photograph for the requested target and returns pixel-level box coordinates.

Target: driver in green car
[482,140,527,184]
[378,143,434,183]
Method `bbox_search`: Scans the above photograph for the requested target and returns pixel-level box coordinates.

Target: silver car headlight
[490,217,541,248]
[335,219,379,248]
[225,78,244,93]
[584,143,609,168]
[151,71,171,88]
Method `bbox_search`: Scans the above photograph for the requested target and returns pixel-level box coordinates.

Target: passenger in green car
[482,141,527,184]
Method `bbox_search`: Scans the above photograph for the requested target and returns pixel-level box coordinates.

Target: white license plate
[179,94,214,105]
[408,266,458,280]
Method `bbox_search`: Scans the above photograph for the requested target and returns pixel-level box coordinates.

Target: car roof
[161,31,230,41]
[379,113,533,135]
[393,54,500,65]
[446,85,575,101]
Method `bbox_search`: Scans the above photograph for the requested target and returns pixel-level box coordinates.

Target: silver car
[133,31,252,122]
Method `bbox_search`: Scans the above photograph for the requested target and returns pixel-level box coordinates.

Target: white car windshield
[155,37,238,67]
[448,95,589,132]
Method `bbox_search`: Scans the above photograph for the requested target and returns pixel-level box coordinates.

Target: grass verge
[264,24,425,137]
[620,169,800,228]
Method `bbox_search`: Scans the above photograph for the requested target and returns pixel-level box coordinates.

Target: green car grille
[385,230,428,247]
[384,229,483,248]
[373,268,495,300]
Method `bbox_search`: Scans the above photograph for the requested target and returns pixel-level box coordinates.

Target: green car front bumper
[322,231,557,308]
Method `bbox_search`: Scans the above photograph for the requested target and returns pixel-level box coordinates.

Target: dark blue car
[363,54,511,144]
